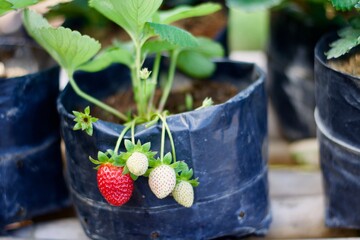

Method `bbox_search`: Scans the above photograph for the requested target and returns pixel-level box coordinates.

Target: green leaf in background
[145,22,198,48]
[23,9,101,73]
[226,0,282,11]
[78,46,134,72]
[326,27,360,59]
[0,0,39,16]
[89,0,162,38]
[0,0,13,16]
[177,37,224,78]
[330,0,360,11]
[157,3,221,24]
[142,40,177,55]
[8,0,38,9]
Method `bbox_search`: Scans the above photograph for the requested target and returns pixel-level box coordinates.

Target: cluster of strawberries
[90,140,199,208]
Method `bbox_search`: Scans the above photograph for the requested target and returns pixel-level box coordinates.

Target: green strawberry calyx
[73,106,98,136]
[144,152,179,177]
[120,139,157,178]
[175,161,199,187]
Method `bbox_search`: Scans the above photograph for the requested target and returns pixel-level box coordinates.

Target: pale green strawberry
[172,181,194,207]
[148,164,176,199]
[126,152,149,176]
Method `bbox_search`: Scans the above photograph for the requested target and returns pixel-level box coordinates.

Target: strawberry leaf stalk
[173,162,199,208]
[89,150,134,206]
[120,140,157,178]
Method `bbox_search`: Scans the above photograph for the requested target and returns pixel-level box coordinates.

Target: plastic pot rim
[315,32,360,81]
[57,58,266,136]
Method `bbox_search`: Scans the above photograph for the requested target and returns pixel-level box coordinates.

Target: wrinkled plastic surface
[268,8,338,141]
[315,33,360,229]
[0,38,70,229]
[58,59,271,239]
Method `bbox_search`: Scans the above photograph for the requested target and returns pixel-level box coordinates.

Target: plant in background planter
[0,1,69,232]
[314,1,360,230]
[23,0,271,239]
[228,0,344,141]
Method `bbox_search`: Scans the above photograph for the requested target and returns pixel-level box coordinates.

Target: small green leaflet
[90,0,162,38]
[330,0,360,11]
[176,37,224,79]
[23,9,101,73]
[226,0,282,11]
[0,0,39,16]
[145,22,198,48]
[326,27,360,59]
[157,3,222,24]
[78,46,133,72]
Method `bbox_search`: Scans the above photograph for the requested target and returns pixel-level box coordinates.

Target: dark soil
[173,10,227,39]
[92,81,238,124]
[328,52,360,77]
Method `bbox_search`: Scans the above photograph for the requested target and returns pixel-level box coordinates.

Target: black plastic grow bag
[268,8,339,141]
[58,59,271,239]
[0,38,69,229]
[315,33,360,228]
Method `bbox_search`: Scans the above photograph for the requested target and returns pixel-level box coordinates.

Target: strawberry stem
[160,115,166,163]
[157,113,177,163]
[114,123,132,153]
[131,119,136,144]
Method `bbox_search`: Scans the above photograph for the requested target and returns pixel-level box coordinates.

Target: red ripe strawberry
[97,163,134,206]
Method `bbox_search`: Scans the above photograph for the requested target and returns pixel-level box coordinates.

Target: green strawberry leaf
[177,37,223,79]
[124,139,135,152]
[98,151,109,162]
[330,0,360,11]
[23,9,101,74]
[142,40,177,55]
[163,152,172,165]
[175,161,189,173]
[157,3,221,24]
[181,169,194,180]
[226,0,282,11]
[89,156,101,165]
[0,0,13,16]
[0,0,39,16]
[123,165,130,175]
[145,22,198,48]
[177,51,215,79]
[78,46,133,72]
[89,0,162,38]
[326,27,360,59]
[130,173,139,181]
[188,178,200,187]
[142,142,151,152]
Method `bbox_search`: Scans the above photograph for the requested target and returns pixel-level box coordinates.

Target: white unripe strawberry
[172,181,194,208]
[126,152,149,176]
[148,165,176,199]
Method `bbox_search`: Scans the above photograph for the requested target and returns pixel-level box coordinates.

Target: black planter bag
[315,33,360,228]
[268,7,339,141]
[0,38,69,230]
[58,59,271,239]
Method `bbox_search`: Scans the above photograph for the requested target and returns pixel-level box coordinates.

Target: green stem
[114,123,132,153]
[131,119,136,144]
[147,53,162,116]
[158,50,180,112]
[68,74,128,122]
[158,113,177,163]
[160,116,166,162]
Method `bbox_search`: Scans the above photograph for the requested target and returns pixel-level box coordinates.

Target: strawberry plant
[23,0,223,207]
[228,0,360,59]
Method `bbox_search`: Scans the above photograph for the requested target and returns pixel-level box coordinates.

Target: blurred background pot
[0,37,70,230]
[58,59,271,239]
[268,3,341,141]
[315,33,360,229]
